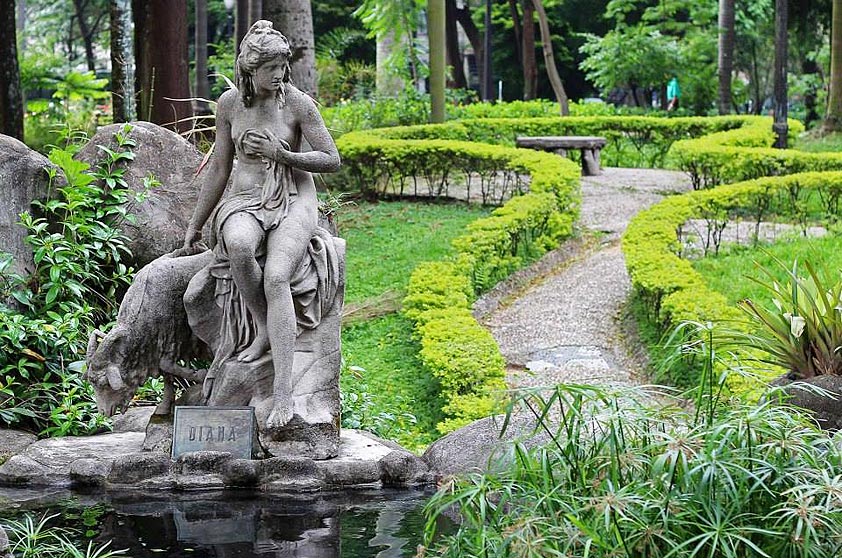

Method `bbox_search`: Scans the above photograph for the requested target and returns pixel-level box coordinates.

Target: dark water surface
[0,487,443,557]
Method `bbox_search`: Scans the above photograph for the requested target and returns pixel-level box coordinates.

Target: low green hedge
[342,115,754,168]
[379,142,581,433]
[622,171,842,391]
[666,118,842,189]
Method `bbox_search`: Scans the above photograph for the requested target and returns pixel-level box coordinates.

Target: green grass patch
[337,199,490,450]
[339,200,491,304]
[793,131,842,153]
[341,313,443,452]
[692,234,842,305]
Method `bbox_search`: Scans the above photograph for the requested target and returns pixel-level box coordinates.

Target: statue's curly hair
[236,20,292,108]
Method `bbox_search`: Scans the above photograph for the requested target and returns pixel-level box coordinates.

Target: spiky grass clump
[424,379,842,558]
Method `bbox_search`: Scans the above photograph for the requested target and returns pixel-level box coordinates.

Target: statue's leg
[263,207,317,430]
[220,213,270,362]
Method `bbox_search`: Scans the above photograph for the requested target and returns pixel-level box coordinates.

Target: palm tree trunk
[717,0,735,114]
[110,0,135,122]
[826,0,842,131]
[428,0,445,122]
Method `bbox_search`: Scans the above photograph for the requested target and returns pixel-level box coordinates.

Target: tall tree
[264,0,318,96]
[195,0,210,111]
[71,0,105,72]
[826,0,842,131]
[522,0,537,100]
[445,0,467,89]
[429,0,445,122]
[133,0,193,131]
[532,0,568,114]
[235,0,249,53]
[773,0,788,146]
[110,0,136,122]
[0,0,24,140]
[717,0,735,114]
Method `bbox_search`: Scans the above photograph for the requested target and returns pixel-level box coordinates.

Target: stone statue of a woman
[182,20,340,431]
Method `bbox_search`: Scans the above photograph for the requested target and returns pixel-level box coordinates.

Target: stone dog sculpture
[87,21,344,459]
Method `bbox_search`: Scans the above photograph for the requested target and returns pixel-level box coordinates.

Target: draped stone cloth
[200,131,341,392]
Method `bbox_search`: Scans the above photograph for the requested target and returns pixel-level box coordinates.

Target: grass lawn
[692,234,842,305]
[337,199,491,450]
[339,200,490,304]
[793,131,842,152]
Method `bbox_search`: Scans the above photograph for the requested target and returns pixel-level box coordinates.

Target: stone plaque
[172,406,256,459]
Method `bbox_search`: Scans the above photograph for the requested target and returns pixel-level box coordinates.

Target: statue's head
[236,20,292,107]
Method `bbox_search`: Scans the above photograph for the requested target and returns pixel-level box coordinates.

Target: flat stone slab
[0,430,430,491]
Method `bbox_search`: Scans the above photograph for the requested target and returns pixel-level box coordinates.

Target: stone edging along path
[477,167,693,389]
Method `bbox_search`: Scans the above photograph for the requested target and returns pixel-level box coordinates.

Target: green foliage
[340,363,418,442]
[736,259,842,379]
[2,513,125,558]
[341,314,443,452]
[353,0,427,84]
[24,71,110,154]
[424,381,842,558]
[0,125,140,435]
[623,171,842,392]
[340,201,490,304]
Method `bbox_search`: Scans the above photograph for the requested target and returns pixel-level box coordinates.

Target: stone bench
[516,136,607,176]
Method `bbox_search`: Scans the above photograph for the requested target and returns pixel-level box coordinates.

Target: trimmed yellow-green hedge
[667,117,842,189]
[364,141,580,433]
[623,171,842,391]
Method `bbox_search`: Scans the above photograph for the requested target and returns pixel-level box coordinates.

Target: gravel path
[481,167,693,389]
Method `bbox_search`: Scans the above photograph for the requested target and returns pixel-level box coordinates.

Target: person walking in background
[667,76,681,111]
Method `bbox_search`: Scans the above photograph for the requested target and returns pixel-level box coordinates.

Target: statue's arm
[185,90,236,244]
[276,91,341,174]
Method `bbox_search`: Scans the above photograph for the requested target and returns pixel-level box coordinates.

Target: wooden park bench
[516,136,607,176]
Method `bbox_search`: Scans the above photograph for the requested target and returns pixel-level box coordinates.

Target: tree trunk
[249,0,262,21]
[508,0,523,71]
[195,0,210,109]
[445,0,466,89]
[531,0,568,115]
[773,0,788,147]
[429,0,445,122]
[522,0,537,100]
[263,0,317,96]
[133,0,193,132]
[110,0,136,123]
[717,0,735,115]
[0,0,24,140]
[72,0,97,72]
[482,0,493,100]
[826,0,842,131]
[235,0,249,55]
[17,0,25,53]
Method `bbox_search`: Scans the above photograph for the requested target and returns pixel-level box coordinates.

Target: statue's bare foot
[237,333,270,362]
[266,403,293,430]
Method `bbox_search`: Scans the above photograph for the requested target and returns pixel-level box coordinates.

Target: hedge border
[335,134,581,433]
[622,171,842,392]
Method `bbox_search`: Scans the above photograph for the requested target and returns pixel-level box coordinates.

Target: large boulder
[75,122,204,266]
[0,429,37,465]
[0,135,51,277]
[422,412,556,478]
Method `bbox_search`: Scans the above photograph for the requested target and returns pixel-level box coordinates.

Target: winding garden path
[478,168,693,389]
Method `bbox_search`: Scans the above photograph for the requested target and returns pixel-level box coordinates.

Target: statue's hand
[171,227,205,257]
[242,130,291,164]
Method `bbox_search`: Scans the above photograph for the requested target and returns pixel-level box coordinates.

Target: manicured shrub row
[383,143,581,433]
[622,171,842,390]
[667,118,842,189]
[346,115,754,168]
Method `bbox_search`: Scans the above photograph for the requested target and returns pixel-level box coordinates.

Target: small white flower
[790,315,806,338]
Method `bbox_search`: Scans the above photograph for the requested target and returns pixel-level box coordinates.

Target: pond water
[0,487,445,557]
